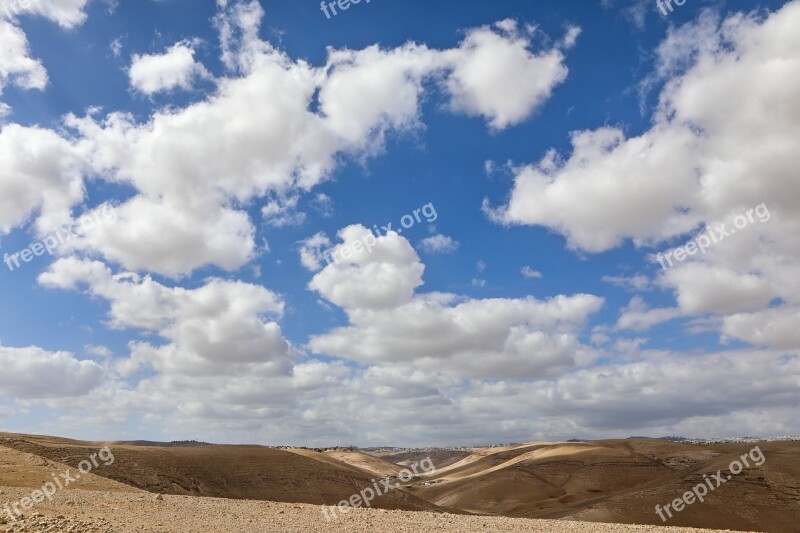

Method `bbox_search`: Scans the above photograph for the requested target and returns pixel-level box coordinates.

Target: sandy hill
[320,449,407,477]
[1,432,797,532]
[407,439,800,532]
[0,433,439,513]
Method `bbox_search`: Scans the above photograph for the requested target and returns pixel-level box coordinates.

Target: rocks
[154,494,163,501]
[0,513,108,533]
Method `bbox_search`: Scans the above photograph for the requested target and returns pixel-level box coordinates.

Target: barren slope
[1,433,797,532]
[411,439,800,532]
[0,434,439,513]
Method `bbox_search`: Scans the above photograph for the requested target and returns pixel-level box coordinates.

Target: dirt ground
[0,487,759,533]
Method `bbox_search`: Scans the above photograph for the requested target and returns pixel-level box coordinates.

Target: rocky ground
[0,487,758,533]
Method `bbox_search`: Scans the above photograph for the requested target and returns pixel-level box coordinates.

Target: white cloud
[64,195,256,278]
[0,0,91,97]
[308,225,424,310]
[661,263,777,315]
[129,41,210,95]
[615,296,680,332]
[298,232,331,272]
[0,344,103,399]
[1,0,89,29]
[442,20,576,129]
[521,266,542,279]
[308,227,603,378]
[0,124,86,236]
[85,344,112,357]
[0,1,573,277]
[487,2,800,349]
[0,20,47,95]
[39,258,296,377]
[489,3,800,252]
[518,348,800,436]
[419,234,459,254]
[0,0,93,237]
[722,306,800,350]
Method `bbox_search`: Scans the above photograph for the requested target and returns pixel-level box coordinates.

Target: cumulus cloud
[0,20,47,95]
[129,40,210,95]
[0,0,574,277]
[442,20,577,129]
[0,0,91,97]
[38,257,296,377]
[1,0,90,29]
[0,0,96,238]
[308,226,603,378]
[487,2,800,348]
[722,306,800,350]
[309,225,424,310]
[660,263,777,316]
[0,124,86,236]
[9,0,798,446]
[0,345,103,399]
[489,3,800,252]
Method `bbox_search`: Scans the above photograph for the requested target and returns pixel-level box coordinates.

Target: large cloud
[308,226,603,378]
[488,4,800,252]
[487,2,800,350]
[38,0,576,277]
[0,0,93,236]
[0,124,85,235]
[0,345,103,399]
[38,257,297,377]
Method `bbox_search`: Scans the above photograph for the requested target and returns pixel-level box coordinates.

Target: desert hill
[1,432,798,531]
[407,439,800,532]
[0,433,439,513]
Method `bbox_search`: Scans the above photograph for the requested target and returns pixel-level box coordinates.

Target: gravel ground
[0,486,756,533]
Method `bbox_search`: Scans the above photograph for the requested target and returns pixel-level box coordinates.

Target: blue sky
[0,0,797,446]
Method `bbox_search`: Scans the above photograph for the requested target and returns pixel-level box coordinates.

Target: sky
[0,0,798,446]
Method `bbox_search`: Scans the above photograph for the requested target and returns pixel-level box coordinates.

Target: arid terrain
[1,432,798,532]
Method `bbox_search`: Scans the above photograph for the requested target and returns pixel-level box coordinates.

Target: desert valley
[1,433,798,532]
